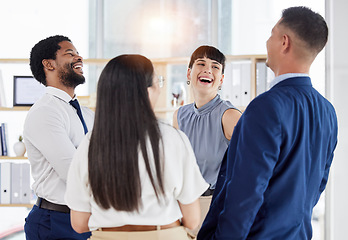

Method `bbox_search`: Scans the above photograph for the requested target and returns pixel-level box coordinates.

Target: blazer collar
[272,76,312,89]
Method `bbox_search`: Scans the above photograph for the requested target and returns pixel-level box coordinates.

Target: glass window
[0,0,90,97]
[102,0,212,59]
[228,0,325,95]
[0,0,90,59]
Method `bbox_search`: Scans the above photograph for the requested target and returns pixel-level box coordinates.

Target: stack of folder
[0,162,33,204]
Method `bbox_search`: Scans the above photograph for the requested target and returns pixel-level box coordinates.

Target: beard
[58,62,85,88]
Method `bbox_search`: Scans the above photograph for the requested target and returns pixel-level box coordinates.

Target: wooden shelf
[226,54,267,61]
[0,106,31,111]
[0,105,94,111]
[154,107,178,113]
[0,59,29,64]
[0,55,266,64]
[0,156,28,160]
[0,204,33,208]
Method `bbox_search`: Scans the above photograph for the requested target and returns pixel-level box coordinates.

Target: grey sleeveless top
[177,94,239,189]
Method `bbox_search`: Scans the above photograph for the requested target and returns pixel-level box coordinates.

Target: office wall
[327,0,348,239]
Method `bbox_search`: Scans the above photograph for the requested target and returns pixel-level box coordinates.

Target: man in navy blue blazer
[198,6,338,240]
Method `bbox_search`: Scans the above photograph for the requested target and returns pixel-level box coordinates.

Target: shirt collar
[269,73,309,89]
[46,86,75,103]
[193,94,220,115]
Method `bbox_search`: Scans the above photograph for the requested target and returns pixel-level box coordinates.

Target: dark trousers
[25,205,91,240]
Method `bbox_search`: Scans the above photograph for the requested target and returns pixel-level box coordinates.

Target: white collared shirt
[269,73,309,89]
[24,86,94,204]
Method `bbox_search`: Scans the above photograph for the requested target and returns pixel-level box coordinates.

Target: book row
[0,122,8,156]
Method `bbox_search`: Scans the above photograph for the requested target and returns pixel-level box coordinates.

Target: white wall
[326,0,348,239]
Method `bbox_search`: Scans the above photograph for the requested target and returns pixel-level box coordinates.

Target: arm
[172,109,179,129]
[70,210,91,233]
[171,130,209,230]
[222,108,242,140]
[318,111,337,200]
[319,150,335,194]
[24,106,78,181]
[214,100,281,239]
[65,136,93,232]
[178,199,201,230]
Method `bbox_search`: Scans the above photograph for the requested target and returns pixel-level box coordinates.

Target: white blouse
[65,121,209,230]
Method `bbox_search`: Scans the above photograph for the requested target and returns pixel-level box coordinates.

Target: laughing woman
[65,54,208,240]
[173,46,242,234]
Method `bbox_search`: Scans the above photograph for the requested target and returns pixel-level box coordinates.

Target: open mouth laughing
[199,77,213,84]
[72,62,83,74]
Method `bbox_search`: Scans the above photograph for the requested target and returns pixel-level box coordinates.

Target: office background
[0,0,347,239]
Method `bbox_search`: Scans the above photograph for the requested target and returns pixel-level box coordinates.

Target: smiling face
[55,41,85,88]
[187,57,224,97]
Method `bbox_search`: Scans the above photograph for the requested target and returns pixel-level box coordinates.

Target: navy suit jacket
[198,77,338,240]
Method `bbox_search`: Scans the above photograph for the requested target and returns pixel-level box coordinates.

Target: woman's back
[66,121,208,230]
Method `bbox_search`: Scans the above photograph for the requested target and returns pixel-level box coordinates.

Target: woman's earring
[218,86,222,90]
[187,81,190,85]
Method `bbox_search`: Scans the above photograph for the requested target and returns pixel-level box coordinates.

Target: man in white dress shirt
[23,35,94,240]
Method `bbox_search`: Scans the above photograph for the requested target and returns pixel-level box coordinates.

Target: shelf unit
[0,55,267,207]
[0,55,267,110]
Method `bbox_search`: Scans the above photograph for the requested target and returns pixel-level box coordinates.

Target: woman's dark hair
[29,35,71,86]
[280,6,328,54]
[188,45,226,74]
[88,54,164,212]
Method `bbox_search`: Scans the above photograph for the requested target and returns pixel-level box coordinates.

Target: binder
[0,162,11,204]
[220,62,234,103]
[20,163,32,203]
[266,67,275,89]
[256,62,267,96]
[11,163,21,204]
[256,62,275,96]
[228,61,251,107]
[230,62,242,106]
[240,62,251,106]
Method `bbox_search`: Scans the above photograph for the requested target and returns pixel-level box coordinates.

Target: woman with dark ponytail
[65,54,208,240]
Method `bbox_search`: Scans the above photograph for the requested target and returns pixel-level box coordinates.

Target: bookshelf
[0,55,268,207]
[0,55,268,111]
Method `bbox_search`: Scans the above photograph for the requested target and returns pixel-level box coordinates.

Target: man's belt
[36,197,70,213]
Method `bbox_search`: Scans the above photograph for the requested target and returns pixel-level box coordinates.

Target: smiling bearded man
[23,35,95,240]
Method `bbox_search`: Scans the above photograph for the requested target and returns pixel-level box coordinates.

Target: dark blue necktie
[69,99,88,134]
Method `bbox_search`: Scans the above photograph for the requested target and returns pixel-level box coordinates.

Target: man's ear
[282,34,291,54]
[42,59,55,71]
